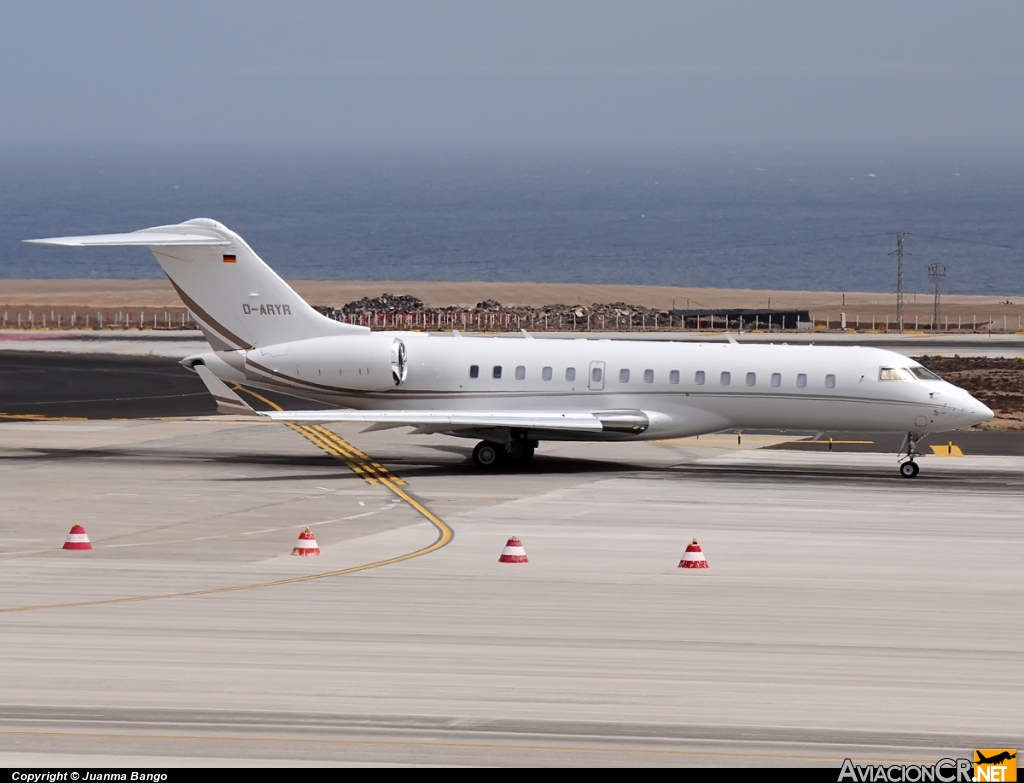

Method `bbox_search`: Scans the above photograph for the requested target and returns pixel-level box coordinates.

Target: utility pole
[928,262,947,331]
[889,232,909,331]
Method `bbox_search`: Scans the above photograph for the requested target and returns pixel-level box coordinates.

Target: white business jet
[28,218,992,477]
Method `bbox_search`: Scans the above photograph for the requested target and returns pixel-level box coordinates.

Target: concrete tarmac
[0,415,1021,766]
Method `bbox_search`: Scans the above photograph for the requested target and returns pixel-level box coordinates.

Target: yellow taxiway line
[0,388,452,614]
[0,413,90,421]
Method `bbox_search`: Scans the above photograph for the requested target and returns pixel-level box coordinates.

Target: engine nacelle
[245,334,408,392]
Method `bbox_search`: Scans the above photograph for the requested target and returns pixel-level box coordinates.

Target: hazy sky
[3,1,1023,147]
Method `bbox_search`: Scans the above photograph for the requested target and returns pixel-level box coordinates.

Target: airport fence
[2,306,1022,334]
[0,307,195,330]
[320,309,1024,334]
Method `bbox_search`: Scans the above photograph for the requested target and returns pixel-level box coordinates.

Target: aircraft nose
[964,395,994,426]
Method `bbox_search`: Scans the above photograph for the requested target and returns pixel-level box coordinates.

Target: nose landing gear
[899,460,920,478]
[898,433,923,478]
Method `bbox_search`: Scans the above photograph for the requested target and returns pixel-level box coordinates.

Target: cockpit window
[909,366,942,381]
[879,367,914,381]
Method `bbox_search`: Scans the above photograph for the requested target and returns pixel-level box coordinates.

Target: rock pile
[315,294,678,330]
[340,293,425,313]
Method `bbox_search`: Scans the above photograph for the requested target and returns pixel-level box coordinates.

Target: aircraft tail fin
[27,219,369,350]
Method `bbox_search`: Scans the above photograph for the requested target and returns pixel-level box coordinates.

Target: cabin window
[493,365,502,379]
[746,372,756,386]
[669,370,680,384]
[469,365,479,379]
[644,369,654,383]
[591,367,603,383]
[515,365,526,380]
[771,372,781,387]
[695,371,705,385]
[721,371,731,386]
[797,373,807,388]
[618,369,630,383]
[825,374,836,388]
[542,366,553,381]
[565,367,576,382]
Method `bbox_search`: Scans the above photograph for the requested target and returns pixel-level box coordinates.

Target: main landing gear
[898,433,922,478]
[472,439,536,470]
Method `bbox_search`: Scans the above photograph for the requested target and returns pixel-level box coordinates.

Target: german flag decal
[223,254,237,263]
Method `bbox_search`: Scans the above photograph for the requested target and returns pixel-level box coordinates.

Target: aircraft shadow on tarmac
[0,446,348,471]
[1,443,650,478]
[5,441,1024,491]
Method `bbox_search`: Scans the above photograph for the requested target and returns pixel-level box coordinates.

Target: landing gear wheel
[898,432,923,478]
[504,440,536,465]
[473,441,504,469]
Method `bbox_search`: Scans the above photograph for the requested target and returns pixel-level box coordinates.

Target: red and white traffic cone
[291,528,321,556]
[678,539,708,569]
[62,524,93,551]
[498,537,528,563]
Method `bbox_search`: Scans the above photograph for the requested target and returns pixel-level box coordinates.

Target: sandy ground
[2,278,1023,323]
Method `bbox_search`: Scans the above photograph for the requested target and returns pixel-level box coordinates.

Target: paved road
[0,353,213,418]
[0,353,318,419]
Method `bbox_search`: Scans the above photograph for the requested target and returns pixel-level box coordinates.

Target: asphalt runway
[0,352,215,419]
[0,352,328,419]
[1,351,1022,766]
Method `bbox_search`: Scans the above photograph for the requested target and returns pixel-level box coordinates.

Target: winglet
[193,365,260,416]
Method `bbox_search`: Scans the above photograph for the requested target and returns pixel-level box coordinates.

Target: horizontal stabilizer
[26,218,368,347]
[25,232,229,248]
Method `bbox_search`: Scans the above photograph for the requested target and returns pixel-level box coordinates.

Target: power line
[910,232,1021,252]
[676,230,1022,258]
[673,232,895,256]
[310,230,900,268]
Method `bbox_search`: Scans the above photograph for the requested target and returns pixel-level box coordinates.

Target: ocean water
[1,145,1022,295]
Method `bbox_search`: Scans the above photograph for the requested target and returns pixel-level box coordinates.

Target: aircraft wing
[193,365,648,434]
[262,408,610,432]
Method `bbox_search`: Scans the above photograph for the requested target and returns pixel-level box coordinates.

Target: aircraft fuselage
[193,334,992,440]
